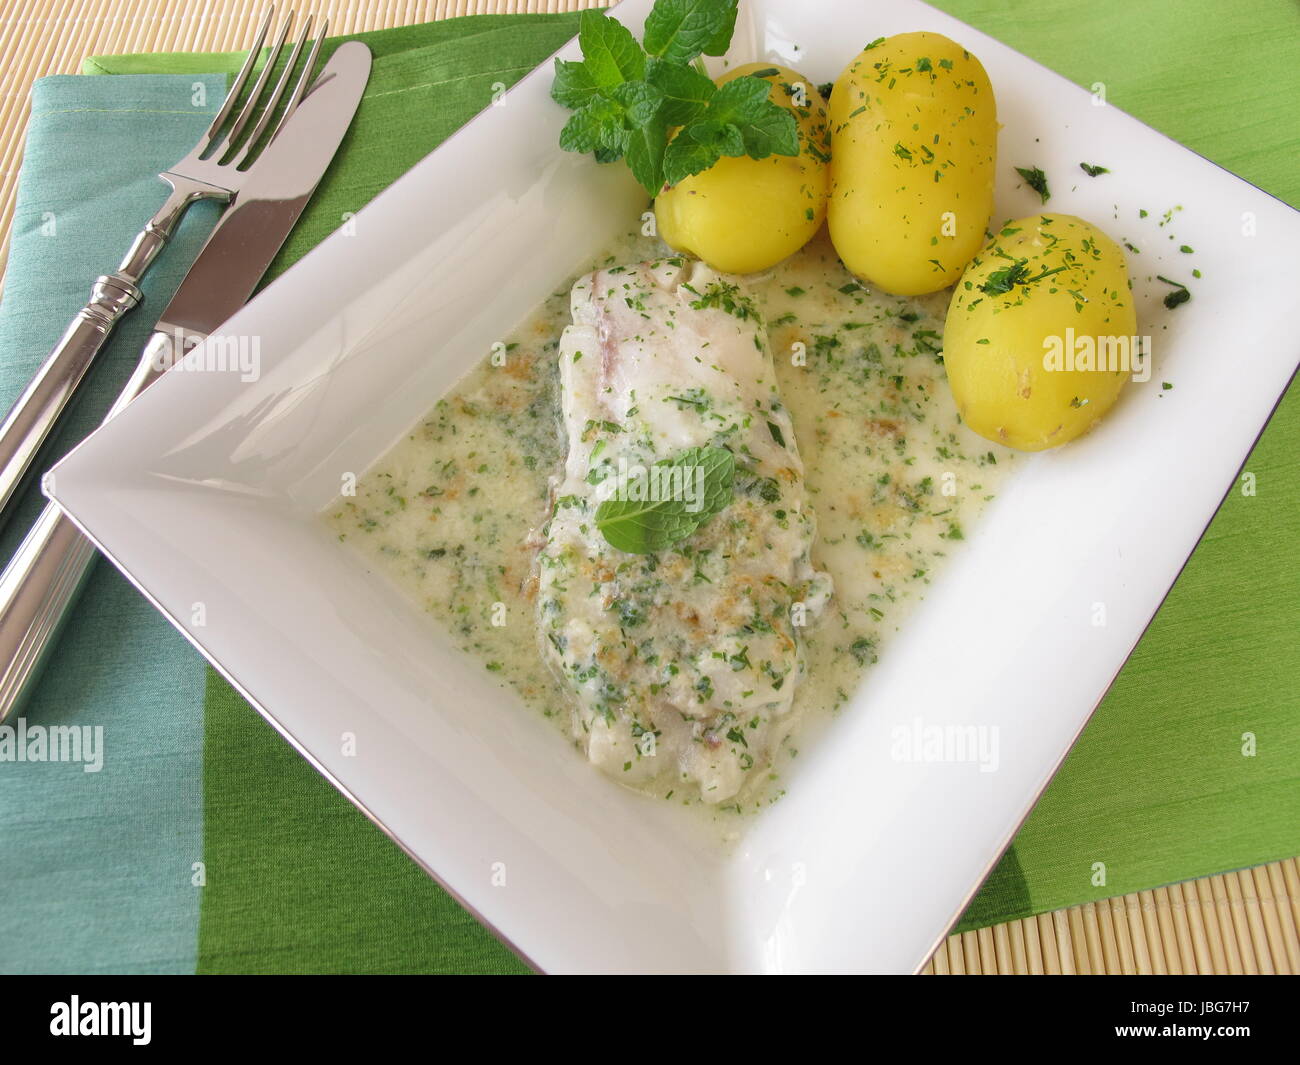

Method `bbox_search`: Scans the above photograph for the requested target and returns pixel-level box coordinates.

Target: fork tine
[263,18,329,149]
[202,6,275,151]
[229,14,313,168]
[212,9,294,162]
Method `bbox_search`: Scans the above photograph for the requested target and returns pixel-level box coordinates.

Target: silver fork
[0,5,326,529]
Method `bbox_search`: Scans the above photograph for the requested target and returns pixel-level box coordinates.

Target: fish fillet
[536,258,831,802]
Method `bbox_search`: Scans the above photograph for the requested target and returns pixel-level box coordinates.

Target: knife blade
[0,40,372,722]
[160,42,372,343]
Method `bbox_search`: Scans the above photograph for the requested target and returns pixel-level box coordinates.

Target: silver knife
[0,40,372,722]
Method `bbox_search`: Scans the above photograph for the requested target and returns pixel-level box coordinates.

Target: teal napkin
[0,74,225,973]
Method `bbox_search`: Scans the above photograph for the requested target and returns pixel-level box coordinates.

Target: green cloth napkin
[1,1,1294,973]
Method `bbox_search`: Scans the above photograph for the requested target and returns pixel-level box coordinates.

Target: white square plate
[47,0,1300,972]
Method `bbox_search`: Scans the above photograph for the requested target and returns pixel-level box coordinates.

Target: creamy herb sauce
[325,229,1013,824]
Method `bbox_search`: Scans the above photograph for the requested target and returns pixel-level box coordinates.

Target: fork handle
[0,499,99,718]
[0,180,213,529]
[0,331,177,723]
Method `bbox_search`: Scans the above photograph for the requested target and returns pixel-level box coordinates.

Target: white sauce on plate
[325,229,1014,825]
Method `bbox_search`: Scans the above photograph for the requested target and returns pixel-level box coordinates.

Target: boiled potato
[944,214,1138,451]
[655,63,830,274]
[828,33,997,295]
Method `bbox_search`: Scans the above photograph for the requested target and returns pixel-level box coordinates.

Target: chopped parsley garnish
[1156,275,1191,309]
[685,279,758,319]
[1015,165,1050,203]
[977,257,1065,296]
[848,636,877,666]
[1079,162,1109,177]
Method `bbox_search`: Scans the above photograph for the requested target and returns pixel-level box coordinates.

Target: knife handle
[0,181,209,531]
[0,331,175,723]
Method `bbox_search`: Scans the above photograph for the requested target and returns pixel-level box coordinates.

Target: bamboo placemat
[0,0,1295,976]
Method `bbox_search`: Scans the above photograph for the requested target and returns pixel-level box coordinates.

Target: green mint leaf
[700,0,739,56]
[701,75,799,158]
[551,58,602,109]
[578,9,646,89]
[595,446,735,554]
[644,0,738,64]
[558,96,624,154]
[732,97,799,157]
[717,122,747,157]
[597,499,696,555]
[663,131,723,186]
[624,109,669,195]
[600,122,632,162]
[645,56,716,125]
[701,73,770,124]
[610,81,664,128]
[678,118,745,158]
[687,446,736,520]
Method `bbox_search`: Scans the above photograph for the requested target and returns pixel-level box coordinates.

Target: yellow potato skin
[655,63,830,274]
[828,33,997,295]
[944,214,1137,451]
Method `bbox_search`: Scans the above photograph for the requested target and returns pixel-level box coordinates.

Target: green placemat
[78,1,1300,970]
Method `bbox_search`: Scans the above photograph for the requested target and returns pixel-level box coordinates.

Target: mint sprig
[552,2,799,196]
[594,446,735,555]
